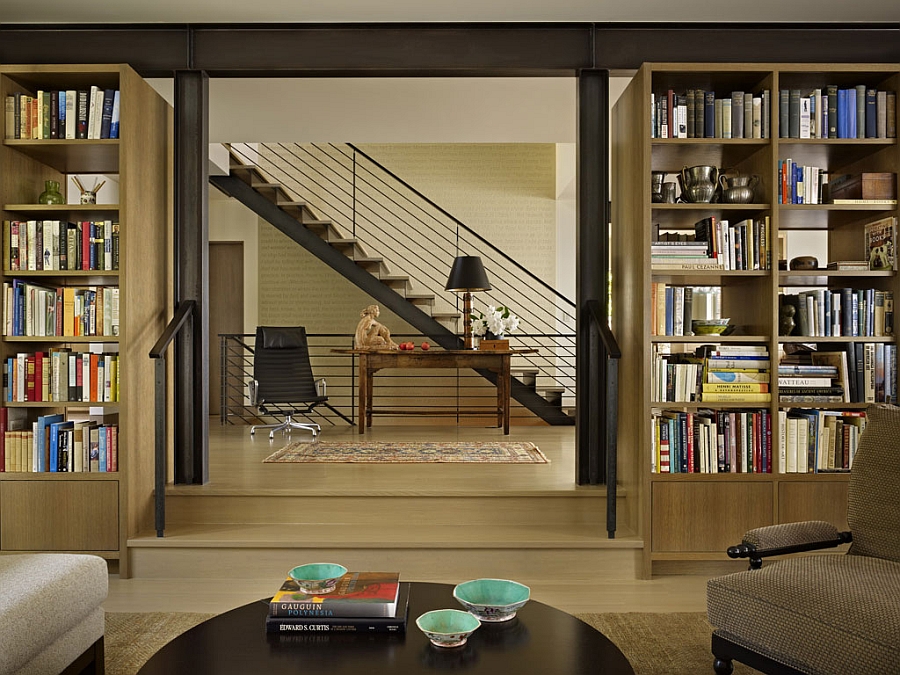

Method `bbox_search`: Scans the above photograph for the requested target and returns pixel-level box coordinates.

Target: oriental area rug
[104,611,756,675]
[262,440,549,464]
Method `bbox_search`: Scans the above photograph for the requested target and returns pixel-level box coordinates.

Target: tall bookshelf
[612,63,900,577]
[0,64,170,577]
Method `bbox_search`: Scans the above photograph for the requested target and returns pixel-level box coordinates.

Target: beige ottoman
[0,554,107,675]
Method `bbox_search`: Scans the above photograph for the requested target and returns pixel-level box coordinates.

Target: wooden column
[576,69,610,485]
[174,70,210,484]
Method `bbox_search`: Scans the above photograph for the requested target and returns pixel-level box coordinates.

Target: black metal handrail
[149,300,196,538]
[221,332,574,425]
[586,298,620,538]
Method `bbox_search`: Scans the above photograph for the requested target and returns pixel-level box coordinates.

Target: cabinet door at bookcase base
[651,481,774,553]
[778,481,849,532]
[0,481,119,551]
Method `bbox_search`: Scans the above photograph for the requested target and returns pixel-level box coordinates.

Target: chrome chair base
[250,413,321,440]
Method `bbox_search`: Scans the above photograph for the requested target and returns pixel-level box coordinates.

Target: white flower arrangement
[471,305,520,339]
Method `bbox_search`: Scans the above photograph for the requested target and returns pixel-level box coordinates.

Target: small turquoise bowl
[416,609,481,648]
[453,578,531,622]
[288,563,348,595]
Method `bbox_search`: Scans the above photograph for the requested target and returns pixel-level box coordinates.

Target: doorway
[209,241,244,416]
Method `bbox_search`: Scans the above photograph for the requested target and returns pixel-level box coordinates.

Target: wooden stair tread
[130,522,640,549]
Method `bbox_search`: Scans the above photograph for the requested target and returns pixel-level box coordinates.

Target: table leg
[366,368,374,428]
[357,356,367,434]
[501,355,511,434]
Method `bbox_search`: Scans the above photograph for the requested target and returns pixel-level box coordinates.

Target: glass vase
[38,179,65,205]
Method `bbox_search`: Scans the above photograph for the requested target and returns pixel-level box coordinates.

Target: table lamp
[445,256,492,349]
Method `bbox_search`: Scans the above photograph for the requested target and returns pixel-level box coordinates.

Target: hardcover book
[864,216,897,271]
[269,571,401,618]
[266,582,410,634]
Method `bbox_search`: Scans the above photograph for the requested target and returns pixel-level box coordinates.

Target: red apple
[421,342,430,350]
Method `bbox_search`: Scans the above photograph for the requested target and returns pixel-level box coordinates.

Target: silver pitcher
[679,165,719,203]
[719,170,759,204]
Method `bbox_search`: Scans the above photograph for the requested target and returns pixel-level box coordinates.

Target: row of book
[651,408,774,473]
[783,344,896,404]
[652,345,771,403]
[4,220,120,272]
[1,411,118,473]
[4,349,120,403]
[778,160,826,204]
[4,87,121,140]
[650,284,721,337]
[650,89,771,139]
[3,281,120,338]
[650,407,867,474]
[779,288,894,339]
[651,216,771,272]
[782,408,866,474]
[267,572,407,634]
[778,87,896,140]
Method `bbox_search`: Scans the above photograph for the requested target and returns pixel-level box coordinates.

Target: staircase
[210,143,576,425]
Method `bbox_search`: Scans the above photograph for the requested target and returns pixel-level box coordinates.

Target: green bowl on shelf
[692,318,731,335]
[288,563,347,594]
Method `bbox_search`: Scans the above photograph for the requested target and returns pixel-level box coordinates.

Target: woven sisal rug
[262,440,549,463]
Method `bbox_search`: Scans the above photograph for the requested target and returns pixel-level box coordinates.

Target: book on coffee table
[269,571,401,617]
[266,582,409,634]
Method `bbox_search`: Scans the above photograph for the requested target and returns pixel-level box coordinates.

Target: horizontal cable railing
[228,143,576,408]
[221,333,574,425]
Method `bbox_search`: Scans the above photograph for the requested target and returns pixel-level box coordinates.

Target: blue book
[58,90,66,139]
[865,88,877,138]
[100,89,115,139]
[109,90,120,139]
[704,90,715,138]
[664,286,674,336]
[48,420,72,472]
[837,89,848,138]
[847,88,857,138]
[36,413,64,472]
[98,426,107,472]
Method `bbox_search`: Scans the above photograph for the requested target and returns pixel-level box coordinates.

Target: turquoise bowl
[288,563,348,594]
[453,578,531,622]
[416,609,481,647]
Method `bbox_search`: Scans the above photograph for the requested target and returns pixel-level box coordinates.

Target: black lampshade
[445,256,492,292]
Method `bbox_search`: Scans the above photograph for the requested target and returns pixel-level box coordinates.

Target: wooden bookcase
[612,63,900,577]
[0,64,170,576]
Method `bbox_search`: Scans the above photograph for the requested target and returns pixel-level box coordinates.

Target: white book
[87,85,100,139]
[722,99,732,139]
[65,90,77,139]
[91,88,104,140]
[752,96,762,139]
[110,90,121,139]
[799,97,811,139]
[796,416,809,473]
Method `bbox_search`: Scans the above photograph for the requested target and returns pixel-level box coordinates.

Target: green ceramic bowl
[692,318,731,335]
[288,563,348,594]
[416,609,481,647]
[453,578,531,622]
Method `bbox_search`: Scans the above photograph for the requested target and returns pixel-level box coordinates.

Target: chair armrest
[727,520,852,569]
[249,379,259,405]
[315,378,326,397]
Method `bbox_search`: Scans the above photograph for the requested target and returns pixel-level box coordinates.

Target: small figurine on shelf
[73,175,106,204]
[354,304,398,350]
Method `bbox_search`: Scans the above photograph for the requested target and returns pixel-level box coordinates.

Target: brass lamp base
[462,291,476,349]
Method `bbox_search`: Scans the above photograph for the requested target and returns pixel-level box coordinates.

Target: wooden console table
[332,348,537,434]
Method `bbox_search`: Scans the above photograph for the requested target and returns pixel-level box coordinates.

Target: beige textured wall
[257,143,557,334]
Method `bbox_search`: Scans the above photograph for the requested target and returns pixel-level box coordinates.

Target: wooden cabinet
[612,63,899,575]
[0,65,171,576]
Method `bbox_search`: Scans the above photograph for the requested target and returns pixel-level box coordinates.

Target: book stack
[266,571,407,634]
[778,409,867,473]
[702,345,772,403]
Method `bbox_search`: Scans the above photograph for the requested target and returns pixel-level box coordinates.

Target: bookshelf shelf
[0,64,170,577]
[614,62,899,576]
[2,140,119,174]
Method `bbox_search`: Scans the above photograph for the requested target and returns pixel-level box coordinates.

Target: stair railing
[149,300,195,538]
[229,143,576,409]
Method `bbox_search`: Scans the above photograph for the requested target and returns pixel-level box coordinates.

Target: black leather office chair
[249,326,326,440]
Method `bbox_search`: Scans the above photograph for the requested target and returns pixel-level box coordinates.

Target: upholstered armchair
[706,403,900,675]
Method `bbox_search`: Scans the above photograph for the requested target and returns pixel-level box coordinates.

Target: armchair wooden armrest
[727,521,852,569]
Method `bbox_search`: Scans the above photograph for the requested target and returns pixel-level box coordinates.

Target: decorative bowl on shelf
[416,609,481,648]
[453,578,531,622]
[691,318,731,335]
[287,563,348,594]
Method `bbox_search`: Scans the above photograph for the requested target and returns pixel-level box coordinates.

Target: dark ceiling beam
[1,23,898,77]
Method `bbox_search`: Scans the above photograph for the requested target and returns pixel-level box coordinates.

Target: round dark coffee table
[137,582,634,674]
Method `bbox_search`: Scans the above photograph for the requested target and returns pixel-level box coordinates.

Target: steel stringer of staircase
[210,173,573,426]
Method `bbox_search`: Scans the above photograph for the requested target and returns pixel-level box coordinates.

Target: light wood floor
[105,420,718,616]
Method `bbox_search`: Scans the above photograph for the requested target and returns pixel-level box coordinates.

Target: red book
[33,352,44,402]
[82,221,91,270]
[109,426,118,472]
[75,354,83,401]
[89,353,99,402]
[25,355,36,402]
